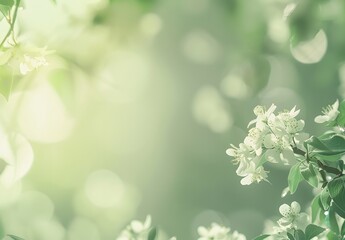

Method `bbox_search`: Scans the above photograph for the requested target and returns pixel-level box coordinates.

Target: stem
[292,147,306,157]
[0,0,21,49]
[317,160,342,175]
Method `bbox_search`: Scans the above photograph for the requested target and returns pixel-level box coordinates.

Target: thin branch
[0,0,21,49]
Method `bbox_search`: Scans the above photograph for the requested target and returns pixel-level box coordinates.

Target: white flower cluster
[116,215,152,240]
[265,202,309,239]
[197,223,246,240]
[116,215,176,240]
[0,45,51,75]
[226,104,308,185]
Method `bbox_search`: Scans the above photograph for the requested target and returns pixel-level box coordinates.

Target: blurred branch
[0,0,21,48]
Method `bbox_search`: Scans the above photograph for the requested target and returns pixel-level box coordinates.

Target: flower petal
[279,204,291,217]
[290,201,301,214]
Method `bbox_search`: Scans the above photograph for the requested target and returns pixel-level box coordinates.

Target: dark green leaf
[316,153,345,163]
[317,160,342,175]
[309,134,345,157]
[332,201,345,219]
[287,232,295,240]
[253,234,270,240]
[319,135,345,154]
[305,224,325,240]
[288,163,303,194]
[294,229,306,240]
[147,227,157,240]
[306,136,330,151]
[338,160,344,172]
[328,176,345,213]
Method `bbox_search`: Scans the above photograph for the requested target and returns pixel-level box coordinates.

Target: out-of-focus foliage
[0,0,344,239]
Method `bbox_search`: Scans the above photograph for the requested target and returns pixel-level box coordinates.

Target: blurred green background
[1,0,345,239]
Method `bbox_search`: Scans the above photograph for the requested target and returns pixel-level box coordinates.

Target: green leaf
[328,176,345,213]
[287,232,295,240]
[147,227,157,240]
[325,205,339,234]
[336,100,345,127]
[0,0,14,6]
[306,136,330,151]
[0,4,11,19]
[326,231,339,240]
[253,234,270,240]
[332,201,345,219]
[319,135,345,154]
[341,220,345,236]
[338,160,344,172]
[301,164,319,188]
[311,195,321,222]
[305,224,325,240]
[288,163,303,194]
[294,229,306,240]
[309,134,345,158]
[319,187,331,210]
[7,235,25,240]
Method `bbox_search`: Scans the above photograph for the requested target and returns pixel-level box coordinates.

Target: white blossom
[20,54,48,75]
[277,201,308,230]
[263,202,309,240]
[314,100,339,124]
[198,223,230,240]
[1,45,52,76]
[226,143,255,165]
[197,223,246,240]
[116,215,152,240]
[237,162,268,185]
[264,134,295,165]
[247,104,277,128]
[227,104,307,185]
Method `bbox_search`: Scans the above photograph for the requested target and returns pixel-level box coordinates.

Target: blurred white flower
[0,45,52,76]
[198,223,230,240]
[0,96,34,187]
[314,100,339,124]
[130,215,151,234]
[116,215,152,240]
[20,54,48,75]
[231,231,246,240]
[197,223,246,240]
